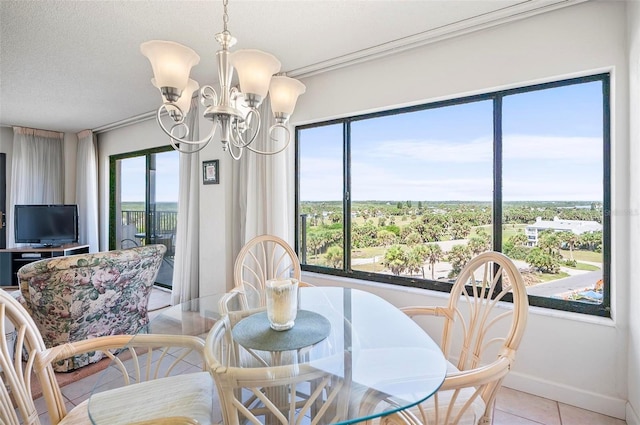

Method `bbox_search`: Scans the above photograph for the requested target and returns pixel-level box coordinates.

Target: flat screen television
[14,204,79,247]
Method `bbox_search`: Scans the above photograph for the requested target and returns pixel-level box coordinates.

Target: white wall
[292,1,631,420]
[626,0,640,423]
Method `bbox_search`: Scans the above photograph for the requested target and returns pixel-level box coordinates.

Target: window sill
[301,271,617,328]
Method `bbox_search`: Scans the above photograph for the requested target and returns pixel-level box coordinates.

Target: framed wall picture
[203,159,219,185]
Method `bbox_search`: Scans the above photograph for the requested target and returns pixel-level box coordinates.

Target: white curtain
[9,127,64,246]
[232,101,292,254]
[171,96,200,304]
[75,130,99,252]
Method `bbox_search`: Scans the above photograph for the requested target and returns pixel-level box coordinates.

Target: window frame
[108,145,176,250]
[295,73,611,317]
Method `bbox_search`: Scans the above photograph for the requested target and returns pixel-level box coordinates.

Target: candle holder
[265,278,299,331]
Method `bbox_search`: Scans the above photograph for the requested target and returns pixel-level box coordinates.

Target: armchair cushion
[17,244,166,371]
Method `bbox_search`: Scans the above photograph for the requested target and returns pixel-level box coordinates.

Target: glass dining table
[87,286,447,425]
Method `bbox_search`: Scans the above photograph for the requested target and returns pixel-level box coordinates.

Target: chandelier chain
[222,0,229,33]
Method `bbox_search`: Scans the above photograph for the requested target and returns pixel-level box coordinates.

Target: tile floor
[494,387,627,425]
[33,382,629,425]
[31,288,629,425]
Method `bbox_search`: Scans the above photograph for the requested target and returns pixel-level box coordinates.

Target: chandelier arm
[156,104,217,147]
[200,85,218,109]
[168,137,209,154]
[229,108,261,149]
[226,141,244,160]
[244,123,291,155]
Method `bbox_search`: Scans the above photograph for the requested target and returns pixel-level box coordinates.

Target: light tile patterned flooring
[494,387,627,425]
[32,288,629,425]
[34,382,628,425]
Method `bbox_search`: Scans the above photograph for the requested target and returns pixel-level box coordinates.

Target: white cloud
[366,136,492,163]
[503,134,601,162]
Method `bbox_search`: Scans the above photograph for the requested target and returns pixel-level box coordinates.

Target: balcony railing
[121,210,177,235]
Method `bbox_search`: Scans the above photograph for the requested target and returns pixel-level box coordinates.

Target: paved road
[526,270,602,298]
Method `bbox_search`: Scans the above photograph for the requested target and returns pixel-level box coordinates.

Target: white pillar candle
[265,278,299,331]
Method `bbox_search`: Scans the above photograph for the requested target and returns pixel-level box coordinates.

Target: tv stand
[0,243,90,287]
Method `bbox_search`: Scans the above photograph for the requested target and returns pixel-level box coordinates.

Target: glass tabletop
[210,286,448,425]
[87,287,447,424]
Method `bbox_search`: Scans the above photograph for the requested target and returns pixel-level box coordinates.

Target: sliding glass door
[110,147,179,289]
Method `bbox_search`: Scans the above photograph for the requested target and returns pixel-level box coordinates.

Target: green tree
[404,231,422,246]
[377,229,397,247]
[424,243,444,280]
[450,222,471,240]
[325,245,343,268]
[509,231,528,247]
[410,244,429,278]
[467,236,490,256]
[447,244,472,278]
[406,248,424,276]
[383,245,407,276]
[526,247,560,273]
[558,231,579,261]
[538,230,561,255]
[503,231,530,260]
[307,233,324,257]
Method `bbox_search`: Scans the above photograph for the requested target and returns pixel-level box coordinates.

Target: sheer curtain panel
[171,96,201,304]
[76,130,99,252]
[232,100,292,254]
[9,127,64,246]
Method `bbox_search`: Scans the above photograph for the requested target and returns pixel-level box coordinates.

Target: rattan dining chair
[205,312,346,425]
[0,288,214,425]
[222,234,312,312]
[360,251,529,425]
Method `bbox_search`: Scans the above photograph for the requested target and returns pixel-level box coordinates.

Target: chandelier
[140,0,306,159]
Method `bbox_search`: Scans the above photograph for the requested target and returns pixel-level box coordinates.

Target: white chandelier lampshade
[140,0,305,159]
[230,49,281,102]
[152,78,199,119]
[269,76,307,117]
[141,41,200,101]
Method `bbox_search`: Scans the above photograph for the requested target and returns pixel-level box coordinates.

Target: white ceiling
[0,0,583,134]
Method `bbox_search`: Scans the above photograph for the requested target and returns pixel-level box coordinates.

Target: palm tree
[424,243,444,280]
[447,244,472,278]
[510,231,528,247]
[325,245,343,268]
[377,229,397,247]
[558,231,579,261]
[538,230,561,255]
[406,249,423,276]
[383,245,407,276]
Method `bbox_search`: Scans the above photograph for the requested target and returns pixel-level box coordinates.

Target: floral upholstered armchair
[16,244,166,372]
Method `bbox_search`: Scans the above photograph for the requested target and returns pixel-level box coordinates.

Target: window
[296,74,610,316]
[109,146,179,289]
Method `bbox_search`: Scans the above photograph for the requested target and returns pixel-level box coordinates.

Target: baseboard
[503,370,627,420]
[628,402,640,425]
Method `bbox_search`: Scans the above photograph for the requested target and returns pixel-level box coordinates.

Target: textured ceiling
[0,0,583,134]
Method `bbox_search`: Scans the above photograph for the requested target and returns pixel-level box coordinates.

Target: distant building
[525,216,602,247]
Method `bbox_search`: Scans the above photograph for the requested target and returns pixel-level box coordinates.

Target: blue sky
[299,80,604,202]
[120,151,179,202]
